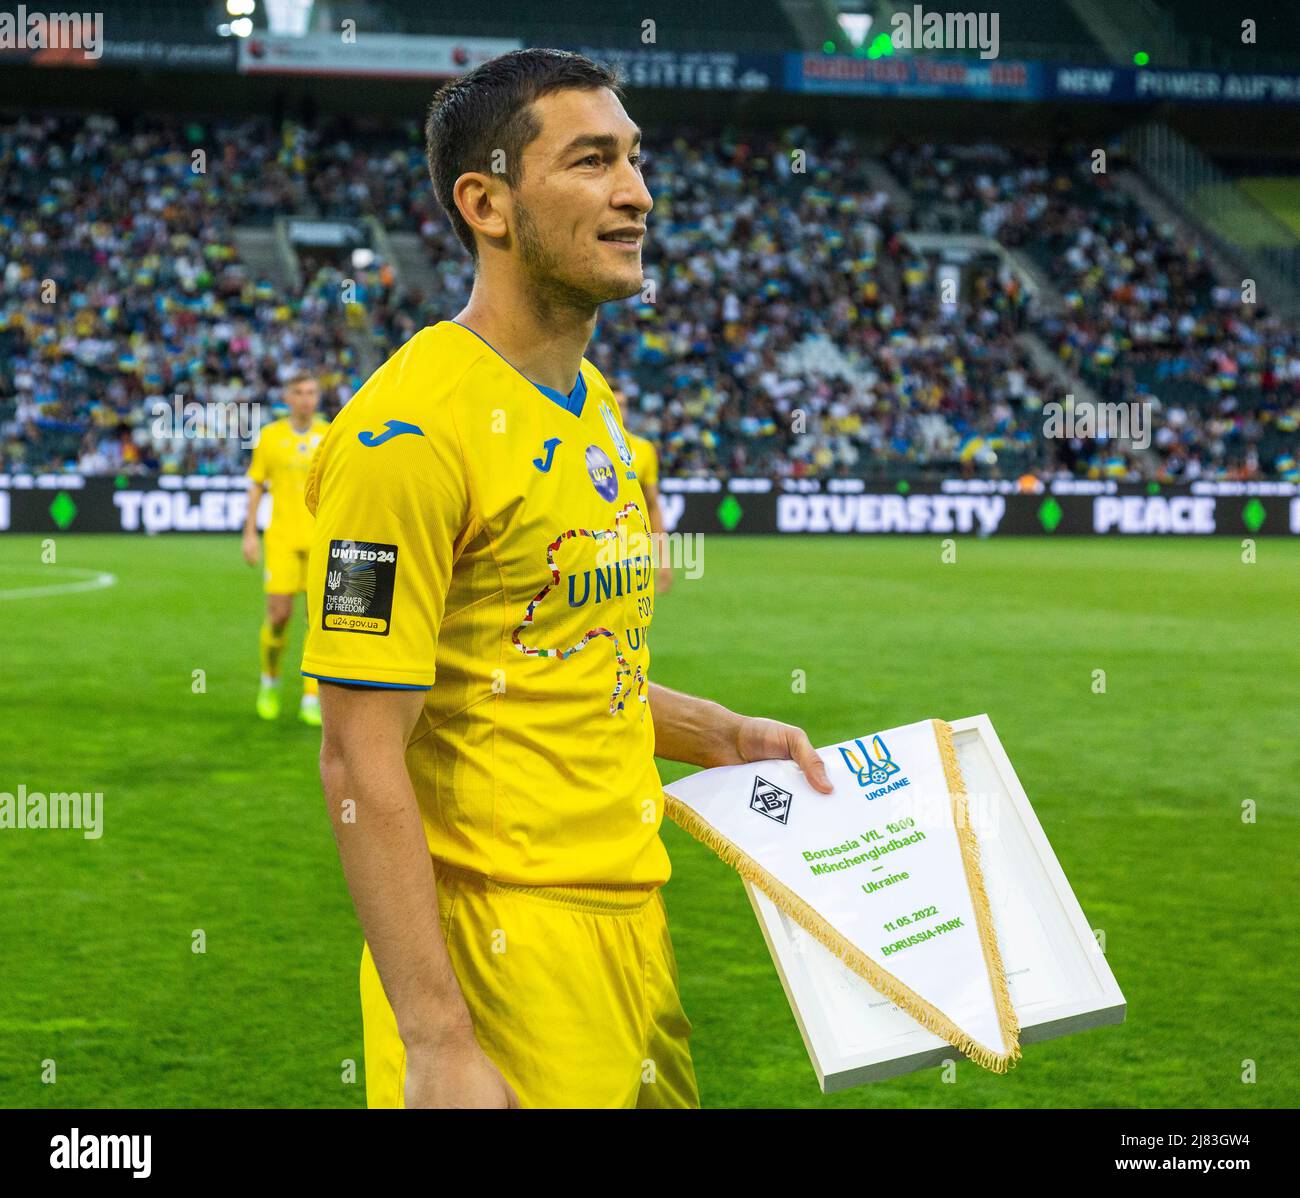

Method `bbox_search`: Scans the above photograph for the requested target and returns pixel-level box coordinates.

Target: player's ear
[454,171,510,246]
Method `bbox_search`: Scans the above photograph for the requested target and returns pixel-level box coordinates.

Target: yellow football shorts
[359,861,700,1109]
[262,539,310,595]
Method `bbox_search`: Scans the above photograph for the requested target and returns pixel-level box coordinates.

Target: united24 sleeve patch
[323,540,398,635]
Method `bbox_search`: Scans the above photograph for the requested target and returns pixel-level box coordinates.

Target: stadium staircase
[861,155,914,223]
[865,151,1154,469]
[387,232,442,295]
[231,226,294,293]
[1124,123,1300,316]
[1110,167,1246,297]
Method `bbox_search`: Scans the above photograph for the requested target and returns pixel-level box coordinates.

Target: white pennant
[664,718,1021,1072]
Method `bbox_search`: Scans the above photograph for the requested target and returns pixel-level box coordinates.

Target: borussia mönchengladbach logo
[750,776,793,824]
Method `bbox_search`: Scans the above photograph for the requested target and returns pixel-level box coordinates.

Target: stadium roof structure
[75,0,1300,72]
[89,0,803,54]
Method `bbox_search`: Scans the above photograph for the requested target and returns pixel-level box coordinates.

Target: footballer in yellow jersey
[304,321,667,884]
[242,374,329,724]
[305,50,833,1110]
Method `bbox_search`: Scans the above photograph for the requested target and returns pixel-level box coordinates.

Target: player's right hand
[241,530,260,566]
[403,1034,521,1109]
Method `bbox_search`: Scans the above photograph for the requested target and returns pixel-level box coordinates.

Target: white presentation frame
[743,714,1126,1093]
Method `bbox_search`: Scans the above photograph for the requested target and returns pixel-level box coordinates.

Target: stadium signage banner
[237,33,520,78]
[93,39,238,71]
[0,476,262,535]
[1049,64,1300,105]
[776,492,1006,535]
[786,52,1300,106]
[286,218,369,247]
[1,477,1296,537]
[784,52,1041,100]
[658,480,1300,537]
[0,23,236,71]
[562,47,777,92]
[664,719,1021,1072]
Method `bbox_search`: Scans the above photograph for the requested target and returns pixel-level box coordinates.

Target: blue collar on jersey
[449,320,588,419]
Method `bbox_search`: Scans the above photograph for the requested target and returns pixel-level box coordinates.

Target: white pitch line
[0,568,118,601]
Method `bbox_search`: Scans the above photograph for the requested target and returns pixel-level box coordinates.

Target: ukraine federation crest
[839,735,902,788]
[599,400,635,470]
[750,776,793,824]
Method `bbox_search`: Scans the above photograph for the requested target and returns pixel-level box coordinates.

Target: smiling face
[505,87,653,308]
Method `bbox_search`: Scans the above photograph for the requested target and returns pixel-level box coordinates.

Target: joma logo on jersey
[840,736,903,789]
[533,436,561,473]
[357,420,423,447]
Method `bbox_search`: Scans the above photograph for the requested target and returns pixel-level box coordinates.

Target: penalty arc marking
[0,567,118,601]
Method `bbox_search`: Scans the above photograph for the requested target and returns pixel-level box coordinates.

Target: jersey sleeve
[641,439,659,490]
[301,417,472,690]
[247,430,270,485]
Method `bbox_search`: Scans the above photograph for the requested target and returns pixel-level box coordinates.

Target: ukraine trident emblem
[839,735,901,788]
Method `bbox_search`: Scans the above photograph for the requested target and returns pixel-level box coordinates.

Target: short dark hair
[425,48,622,260]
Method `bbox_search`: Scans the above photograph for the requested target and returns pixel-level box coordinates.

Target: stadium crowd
[891,141,1300,482]
[1,113,1295,482]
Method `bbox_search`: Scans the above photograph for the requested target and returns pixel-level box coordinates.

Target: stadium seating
[2,114,1295,483]
[888,141,1299,482]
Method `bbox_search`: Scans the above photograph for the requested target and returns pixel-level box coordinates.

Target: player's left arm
[640,440,673,594]
[643,480,663,534]
[648,682,832,793]
[243,437,269,566]
[642,480,674,594]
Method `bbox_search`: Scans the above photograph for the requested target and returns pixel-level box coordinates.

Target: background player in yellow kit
[614,386,672,595]
[302,49,833,1109]
[242,374,329,725]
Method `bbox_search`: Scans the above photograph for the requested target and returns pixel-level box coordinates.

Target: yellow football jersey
[626,430,659,491]
[248,416,329,549]
[301,321,668,887]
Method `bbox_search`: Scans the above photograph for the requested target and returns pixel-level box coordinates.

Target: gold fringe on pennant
[664,719,1021,1074]
[931,718,1022,1070]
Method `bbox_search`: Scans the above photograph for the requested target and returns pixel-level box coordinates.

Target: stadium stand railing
[1128,122,1300,316]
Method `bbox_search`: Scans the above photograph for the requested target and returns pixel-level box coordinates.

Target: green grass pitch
[0,533,1296,1108]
